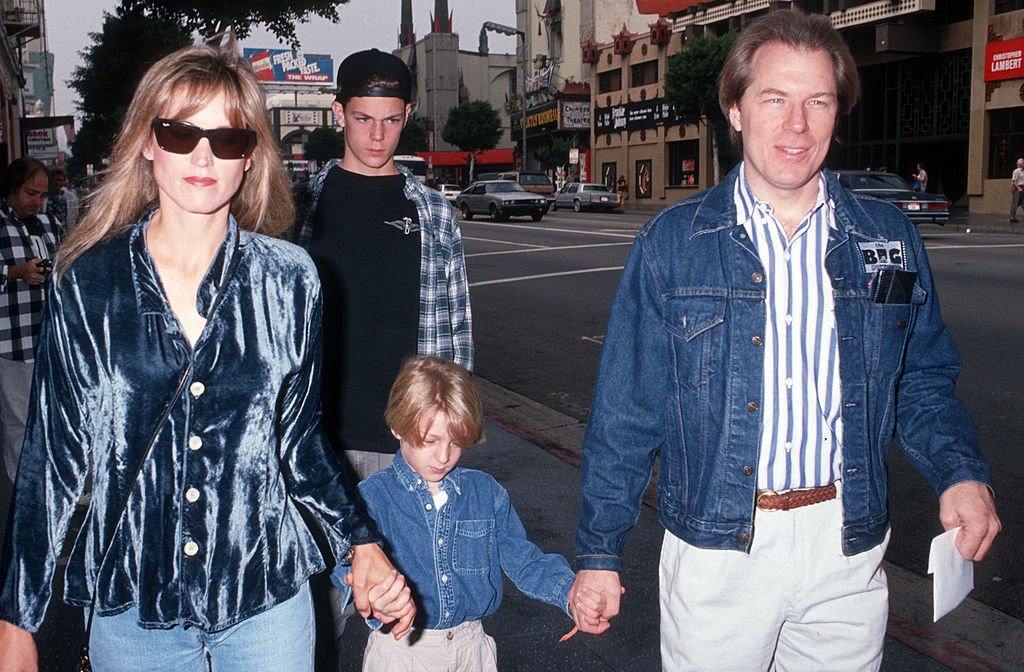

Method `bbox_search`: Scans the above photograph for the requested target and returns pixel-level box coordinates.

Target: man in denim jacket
[570,12,1000,671]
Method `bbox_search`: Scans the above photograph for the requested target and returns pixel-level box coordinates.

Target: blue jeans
[88,583,314,671]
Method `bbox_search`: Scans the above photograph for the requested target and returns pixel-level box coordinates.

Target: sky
[42,0,519,125]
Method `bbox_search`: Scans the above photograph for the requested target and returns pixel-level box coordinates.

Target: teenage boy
[290,48,473,662]
[292,48,472,478]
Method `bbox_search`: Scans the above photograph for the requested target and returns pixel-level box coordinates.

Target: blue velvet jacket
[0,213,377,633]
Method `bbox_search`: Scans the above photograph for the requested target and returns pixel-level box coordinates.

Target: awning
[417,148,514,167]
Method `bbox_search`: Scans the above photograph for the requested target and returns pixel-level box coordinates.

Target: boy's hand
[569,570,624,635]
[349,543,417,639]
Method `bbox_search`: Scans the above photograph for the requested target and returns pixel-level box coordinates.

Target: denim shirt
[359,453,574,630]
[0,214,377,633]
[577,166,992,568]
[291,162,473,371]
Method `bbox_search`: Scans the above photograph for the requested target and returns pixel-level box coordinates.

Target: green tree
[120,0,351,44]
[441,100,502,180]
[665,32,737,184]
[533,134,576,172]
[304,126,344,163]
[396,117,429,156]
[66,8,191,177]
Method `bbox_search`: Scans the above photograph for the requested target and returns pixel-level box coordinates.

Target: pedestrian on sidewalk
[1009,158,1024,223]
[352,356,602,670]
[571,11,1000,672]
[0,44,414,672]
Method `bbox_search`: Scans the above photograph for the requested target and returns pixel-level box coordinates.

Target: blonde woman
[0,44,413,671]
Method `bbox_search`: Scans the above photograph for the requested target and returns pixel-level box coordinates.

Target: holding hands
[568,570,625,635]
[348,543,417,640]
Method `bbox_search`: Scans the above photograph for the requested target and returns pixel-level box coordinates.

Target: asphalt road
[462,208,1024,623]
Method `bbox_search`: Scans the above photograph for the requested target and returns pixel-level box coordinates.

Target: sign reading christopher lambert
[985,38,1024,82]
[244,48,334,84]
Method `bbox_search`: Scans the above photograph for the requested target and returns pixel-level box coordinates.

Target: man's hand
[0,620,38,672]
[349,543,416,639]
[9,259,47,286]
[939,481,1001,561]
[568,570,624,635]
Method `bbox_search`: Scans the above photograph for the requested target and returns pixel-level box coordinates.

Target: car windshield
[842,173,911,190]
[582,184,609,192]
[487,182,525,193]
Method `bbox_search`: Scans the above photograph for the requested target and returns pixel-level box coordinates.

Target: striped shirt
[735,167,843,491]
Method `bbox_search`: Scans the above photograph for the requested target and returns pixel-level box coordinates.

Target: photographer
[0,156,58,544]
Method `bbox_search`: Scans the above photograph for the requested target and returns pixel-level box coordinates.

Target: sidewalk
[332,377,1022,672]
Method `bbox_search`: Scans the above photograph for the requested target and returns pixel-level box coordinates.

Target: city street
[463,206,1024,660]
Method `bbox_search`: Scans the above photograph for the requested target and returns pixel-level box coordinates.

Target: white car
[552,182,622,212]
[436,184,462,203]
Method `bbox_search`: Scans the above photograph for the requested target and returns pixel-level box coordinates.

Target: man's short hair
[385,356,484,450]
[718,11,860,146]
[335,49,412,104]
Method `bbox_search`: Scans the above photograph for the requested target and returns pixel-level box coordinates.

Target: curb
[476,376,1024,672]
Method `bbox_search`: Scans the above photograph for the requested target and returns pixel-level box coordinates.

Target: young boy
[353,356,601,670]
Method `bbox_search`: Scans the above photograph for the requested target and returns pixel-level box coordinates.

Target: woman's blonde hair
[385,356,484,450]
[58,43,294,281]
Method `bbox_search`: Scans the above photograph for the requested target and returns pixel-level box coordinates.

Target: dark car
[834,170,949,225]
[455,180,549,222]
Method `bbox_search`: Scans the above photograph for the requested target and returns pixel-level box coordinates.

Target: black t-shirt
[308,166,420,454]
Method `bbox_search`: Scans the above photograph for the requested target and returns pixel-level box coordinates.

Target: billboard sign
[244,48,334,84]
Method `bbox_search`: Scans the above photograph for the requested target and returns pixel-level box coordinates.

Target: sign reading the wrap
[244,49,334,84]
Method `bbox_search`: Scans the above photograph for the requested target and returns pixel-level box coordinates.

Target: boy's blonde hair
[385,356,484,449]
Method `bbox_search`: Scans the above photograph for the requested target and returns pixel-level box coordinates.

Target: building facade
[587,0,1024,215]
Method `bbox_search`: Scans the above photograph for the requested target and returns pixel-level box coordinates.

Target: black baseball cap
[335,49,412,102]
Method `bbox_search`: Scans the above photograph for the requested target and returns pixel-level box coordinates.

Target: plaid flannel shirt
[0,200,60,361]
[290,161,473,370]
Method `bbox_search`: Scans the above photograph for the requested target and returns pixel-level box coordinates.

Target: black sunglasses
[151,118,257,160]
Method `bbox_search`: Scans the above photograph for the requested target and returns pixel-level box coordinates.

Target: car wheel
[460,203,473,221]
[573,200,582,213]
[531,213,543,222]
[490,204,501,222]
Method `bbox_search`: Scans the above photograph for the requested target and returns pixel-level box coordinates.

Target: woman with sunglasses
[0,44,414,671]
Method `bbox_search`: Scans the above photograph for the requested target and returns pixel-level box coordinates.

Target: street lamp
[483,21,527,170]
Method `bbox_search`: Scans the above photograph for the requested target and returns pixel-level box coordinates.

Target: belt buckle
[755,489,780,512]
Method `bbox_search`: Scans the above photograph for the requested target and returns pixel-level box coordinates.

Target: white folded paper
[927,526,973,622]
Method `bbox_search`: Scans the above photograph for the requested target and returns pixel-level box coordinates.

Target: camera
[37,259,53,271]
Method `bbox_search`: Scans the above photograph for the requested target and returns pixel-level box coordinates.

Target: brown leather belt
[756,483,837,512]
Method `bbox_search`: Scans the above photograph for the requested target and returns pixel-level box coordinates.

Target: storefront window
[668,140,699,186]
[988,108,1024,178]
[601,162,617,191]
[598,69,622,93]
[635,159,653,199]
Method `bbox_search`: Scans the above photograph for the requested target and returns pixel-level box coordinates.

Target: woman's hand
[349,543,417,639]
[0,620,38,672]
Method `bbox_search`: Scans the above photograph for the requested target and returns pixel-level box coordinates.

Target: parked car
[552,182,622,212]
[834,170,949,225]
[455,180,549,222]
[436,183,462,202]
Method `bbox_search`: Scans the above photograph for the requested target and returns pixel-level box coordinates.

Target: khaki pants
[362,620,497,672]
[659,483,890,672]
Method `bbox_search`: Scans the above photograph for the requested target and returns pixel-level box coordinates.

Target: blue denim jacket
[359,453,574,630]
[576,166,992,568]
[0,214,377,633]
